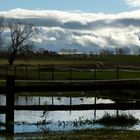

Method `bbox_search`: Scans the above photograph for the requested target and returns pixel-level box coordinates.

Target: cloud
[125,0,140,7]
[0,8,140,54]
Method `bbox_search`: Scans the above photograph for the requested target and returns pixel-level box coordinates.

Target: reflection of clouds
[13,96,119,106]
[0,94,6,105]
[120,110,140,119]
[96,98,114,104]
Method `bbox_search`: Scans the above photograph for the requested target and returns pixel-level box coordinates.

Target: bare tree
[8,21,35,65]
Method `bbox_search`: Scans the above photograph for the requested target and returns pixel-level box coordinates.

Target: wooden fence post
[39,97,41,105]
[52,97,54,105]
[38,65,41,80]
[6,75,15,135]
[116,110,119,119]
[52,64,54,80]
[14,65,17,77]
[94,65,96,80]
[70,97,72,106]
[69,65,72,80]
[26,65,28,80]
[116,66,120,79]
[5,65,8,78]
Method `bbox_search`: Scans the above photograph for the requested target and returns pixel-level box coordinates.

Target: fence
[0,75,140,135]
[0,64,140,80]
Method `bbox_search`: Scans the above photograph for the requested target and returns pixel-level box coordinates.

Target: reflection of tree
[98,90,133,103]
[40,104,49,125]
[36,110,50,131]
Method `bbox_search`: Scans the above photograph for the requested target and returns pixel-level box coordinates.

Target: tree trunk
[8,57,14,66]
[8,53,16,66]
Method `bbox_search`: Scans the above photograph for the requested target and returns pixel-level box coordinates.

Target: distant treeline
[0,47,139,60]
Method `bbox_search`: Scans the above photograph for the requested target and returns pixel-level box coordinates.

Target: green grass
[0,55,140,80]
[16,70,140,80]
[1,69,140,80]
[0,55,140,66]
[3,129,140,140]
[119,71,140,79]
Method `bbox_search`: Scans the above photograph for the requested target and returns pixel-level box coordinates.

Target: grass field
[0,55,140,66]
[0,55,140,80]
[0,64,140,80]
[3,129,140,140]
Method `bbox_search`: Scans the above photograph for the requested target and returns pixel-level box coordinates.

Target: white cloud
[0,8,140,54]
[125,0,140,7]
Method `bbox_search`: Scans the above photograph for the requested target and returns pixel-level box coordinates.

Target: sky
[0,0,140,54]
[0,0,137,13]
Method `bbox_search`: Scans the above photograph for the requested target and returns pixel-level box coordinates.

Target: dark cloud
[1,8,140,54]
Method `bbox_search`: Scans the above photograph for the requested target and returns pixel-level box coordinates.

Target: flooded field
[0,94,140,133]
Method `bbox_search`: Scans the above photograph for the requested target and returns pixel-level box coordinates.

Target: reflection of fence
[0,64,140,80]
[1,75,140,135]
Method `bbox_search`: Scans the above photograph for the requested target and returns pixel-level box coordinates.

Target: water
[0,94,140,133]
[14,96,114,105]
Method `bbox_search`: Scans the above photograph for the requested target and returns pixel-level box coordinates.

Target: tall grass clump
[97,113,139,126]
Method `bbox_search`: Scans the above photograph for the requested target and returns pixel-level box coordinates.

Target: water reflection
[14,96,114,105]
[0,94,140,133]
[14,110,140,133]
[0,94,6,106]
[0,94,6,130]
